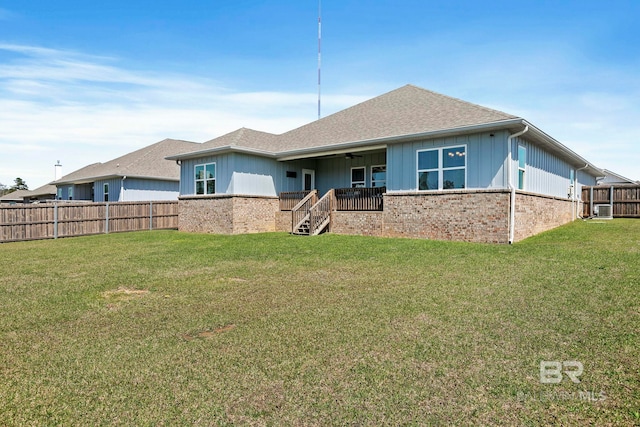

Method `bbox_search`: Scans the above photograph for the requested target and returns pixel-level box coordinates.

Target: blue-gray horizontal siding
[122,178,179,201]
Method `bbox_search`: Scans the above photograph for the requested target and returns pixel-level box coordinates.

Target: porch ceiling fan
[345,153,363,159]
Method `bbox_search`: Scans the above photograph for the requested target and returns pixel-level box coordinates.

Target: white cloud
[0,44,361,188]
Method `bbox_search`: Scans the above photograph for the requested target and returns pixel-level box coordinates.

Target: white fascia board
[166,145,277,161]
[276,119,523,161]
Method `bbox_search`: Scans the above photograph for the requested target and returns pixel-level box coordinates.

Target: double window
[417,146,466,190]
[195,163,216,195]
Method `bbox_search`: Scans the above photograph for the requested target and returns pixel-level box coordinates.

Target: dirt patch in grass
[102,287,150,299]
[102,288,150,309]
[183,324,236,340]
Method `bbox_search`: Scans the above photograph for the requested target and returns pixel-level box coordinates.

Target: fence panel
[581,185,640,218]
[0,201,178,243]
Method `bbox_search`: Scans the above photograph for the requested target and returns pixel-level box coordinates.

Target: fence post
[105,202,109,234]
[54,202,58,239]
[149,201,153,230]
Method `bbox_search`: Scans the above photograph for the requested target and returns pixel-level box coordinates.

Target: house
[597,169,638,185]
[0,189,32,204]
[168,84,603,243]
[53,139,199,202]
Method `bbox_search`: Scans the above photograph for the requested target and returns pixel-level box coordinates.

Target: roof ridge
[403,84,517,119]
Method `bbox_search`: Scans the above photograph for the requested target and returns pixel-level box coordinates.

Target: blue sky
[1,0,638,189]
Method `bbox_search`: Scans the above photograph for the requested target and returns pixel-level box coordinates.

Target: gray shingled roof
[54,138,199,185]
[272,84,517,152]
[170,84,519,160]
[200,127,278,152]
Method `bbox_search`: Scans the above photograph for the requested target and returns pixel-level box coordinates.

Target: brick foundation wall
[382,190,511,243]
[331,211,384,237]
[179,195,278,234]
[513,192,575,242]
[275,211,292,233]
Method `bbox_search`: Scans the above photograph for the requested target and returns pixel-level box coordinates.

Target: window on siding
[351,167,366,188]
[68,186,74,200]
[417,146,466,190]
[195,163,216,195]
[57,187,62,200]
[104,183,109,202]
[518,145,526,190]
[371,165,386,188]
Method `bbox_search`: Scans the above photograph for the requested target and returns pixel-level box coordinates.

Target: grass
[0,220,638,425]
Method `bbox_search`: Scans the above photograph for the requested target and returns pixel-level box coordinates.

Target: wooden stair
[293,215,311,235]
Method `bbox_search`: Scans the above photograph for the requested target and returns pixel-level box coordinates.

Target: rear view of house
[168,85,603,243]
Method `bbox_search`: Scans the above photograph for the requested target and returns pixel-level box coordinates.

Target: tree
[0,182,8,196]
[10,177,28,192]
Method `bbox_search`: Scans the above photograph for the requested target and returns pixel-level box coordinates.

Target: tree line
[0,178,29,196]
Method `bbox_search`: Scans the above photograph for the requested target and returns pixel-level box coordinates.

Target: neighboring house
[597,169,638,185]
[168,84,603,243]
[0,189,33,204]
[53,139,199,202]
[22,184,58,203]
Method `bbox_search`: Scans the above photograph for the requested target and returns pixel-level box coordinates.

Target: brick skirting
[178,190,579,242]
[331,211,384,237]
[383,190,511,243]
[513,192,575,242]
[179,195,278,235]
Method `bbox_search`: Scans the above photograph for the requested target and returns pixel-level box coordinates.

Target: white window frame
[416,145,467,191]
[195,162,216,195]
[371,165,387,188]
[351,166,366,188]
[518,145,526,190]
[103,183,109,202]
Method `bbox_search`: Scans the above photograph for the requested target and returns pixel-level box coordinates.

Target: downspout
[120,176,127,202]
[507,125,529,244]
[574,164,589,219]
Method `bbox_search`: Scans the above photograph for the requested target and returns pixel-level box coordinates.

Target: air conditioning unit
[594,204,613,219]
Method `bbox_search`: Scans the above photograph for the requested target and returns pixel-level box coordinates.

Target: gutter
[120,175,127,202]
[507,125,529,244]
[574,164,589,219]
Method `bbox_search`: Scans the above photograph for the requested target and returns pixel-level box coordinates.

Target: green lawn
[0,220,638,425]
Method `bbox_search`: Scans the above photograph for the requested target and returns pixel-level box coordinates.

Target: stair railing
[291,190,317,233]
[309,189,335,235]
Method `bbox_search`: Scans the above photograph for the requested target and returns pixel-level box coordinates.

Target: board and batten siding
[180,153,316,196]
[510,135,597,199]
[315,151,387,194]
[387,130,509,192]
[94,178,122,202]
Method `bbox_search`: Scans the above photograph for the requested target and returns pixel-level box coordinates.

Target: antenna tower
[317,0,322,120]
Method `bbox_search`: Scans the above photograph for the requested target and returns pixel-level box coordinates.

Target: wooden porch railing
[291,190,318,233]
[279,190,312,211]
[335,187,385,211]
[309,189,335,236]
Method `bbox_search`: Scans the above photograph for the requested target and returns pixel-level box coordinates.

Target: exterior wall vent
[594,204,613,219]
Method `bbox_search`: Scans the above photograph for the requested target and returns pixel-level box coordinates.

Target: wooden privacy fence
[0,201,178,243]
[581,185,640,218]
